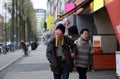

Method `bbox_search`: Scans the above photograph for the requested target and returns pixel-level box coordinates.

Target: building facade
[35,9,46,39]
[47,0,69,20]
[46,0,118,72]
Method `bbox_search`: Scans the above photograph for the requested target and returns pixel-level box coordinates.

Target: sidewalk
[37,44,117,79]
[0,44,117,79]
[70,70,116,79]
[0,49,24,72]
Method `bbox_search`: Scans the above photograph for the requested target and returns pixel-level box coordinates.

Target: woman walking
[74,28,92,79]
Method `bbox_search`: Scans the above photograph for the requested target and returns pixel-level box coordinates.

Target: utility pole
[11,0,14,42]
[4,2,7,46]
[11,0,15,50]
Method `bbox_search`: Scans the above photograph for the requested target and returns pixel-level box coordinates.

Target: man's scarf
[55,35,64,47]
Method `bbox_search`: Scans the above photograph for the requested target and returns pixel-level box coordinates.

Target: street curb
[0,53,24,72]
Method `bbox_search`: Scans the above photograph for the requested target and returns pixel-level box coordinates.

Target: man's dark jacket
[46,36,77,74]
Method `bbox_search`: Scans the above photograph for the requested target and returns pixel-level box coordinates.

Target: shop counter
[92,53,116,70]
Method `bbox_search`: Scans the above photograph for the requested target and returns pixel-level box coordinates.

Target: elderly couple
[46,23,92,79]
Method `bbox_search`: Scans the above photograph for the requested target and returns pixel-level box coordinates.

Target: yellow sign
[47,14,55,30]
[94,0,104,11]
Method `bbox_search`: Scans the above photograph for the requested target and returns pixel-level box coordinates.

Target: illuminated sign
[65,3,75,12]
[93,0,104,11]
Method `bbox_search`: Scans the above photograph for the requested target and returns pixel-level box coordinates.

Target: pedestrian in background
[46,24,77,79]
[20,40,28,56]
[74,28,92,79]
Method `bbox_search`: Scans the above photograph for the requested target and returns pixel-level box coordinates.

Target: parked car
[0,43,8,54]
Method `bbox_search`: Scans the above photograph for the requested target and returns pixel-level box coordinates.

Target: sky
[31,0,47,10]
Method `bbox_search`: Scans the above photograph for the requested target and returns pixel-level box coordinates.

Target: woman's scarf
[75,37,89,47]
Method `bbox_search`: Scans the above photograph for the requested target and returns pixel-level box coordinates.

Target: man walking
[46,24,77,79]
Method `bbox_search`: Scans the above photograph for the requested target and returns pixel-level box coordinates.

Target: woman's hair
[80,28,89,34]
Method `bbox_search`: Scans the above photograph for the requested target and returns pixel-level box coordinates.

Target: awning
[55,0,93,23]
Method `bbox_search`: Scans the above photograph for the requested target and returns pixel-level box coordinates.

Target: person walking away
[20,40,28,56]
[46,24,77,79]
[74,29,92,79]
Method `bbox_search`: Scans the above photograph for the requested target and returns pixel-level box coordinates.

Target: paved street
[0,43,117,79]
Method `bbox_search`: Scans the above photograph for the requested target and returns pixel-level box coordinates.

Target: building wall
[35,9,46,38]
[93,7,116,53]
[93,8,114,34]
[47,0,68,19]
[76,14,93,36]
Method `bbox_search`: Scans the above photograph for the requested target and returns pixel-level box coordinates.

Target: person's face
[81,31,89,40]
[54,29,63,38]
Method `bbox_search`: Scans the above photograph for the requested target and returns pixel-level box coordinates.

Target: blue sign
[14,35,16,38]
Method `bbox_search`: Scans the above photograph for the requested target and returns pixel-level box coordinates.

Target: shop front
[56,0,118,71]
[91,7,116,70]
[73,0,117,71]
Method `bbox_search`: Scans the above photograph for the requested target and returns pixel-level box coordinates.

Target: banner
[65,3,75,12]
[105,0,120,44]
[47,14,55,30]
[93,0,104,11]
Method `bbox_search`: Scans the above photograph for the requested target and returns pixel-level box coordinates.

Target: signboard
[90,0,104,12]
[93,0,104,11]
[47,14,55,30]
[116,51,120,78]
[93,36,101,47]
[105,0,120,44]
[65,3,75,12]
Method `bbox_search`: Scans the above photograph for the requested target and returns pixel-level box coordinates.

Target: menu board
[93,36,101,47]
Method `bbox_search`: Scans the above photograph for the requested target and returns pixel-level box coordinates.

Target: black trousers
[76,67,88,79]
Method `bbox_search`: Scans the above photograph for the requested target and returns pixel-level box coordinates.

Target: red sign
[105,0,120,44]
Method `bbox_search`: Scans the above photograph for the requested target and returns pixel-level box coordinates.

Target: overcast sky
[0,0,47,16]
[31,0,47,10]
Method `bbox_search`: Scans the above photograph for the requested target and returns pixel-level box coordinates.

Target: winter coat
[46,36,77,74]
